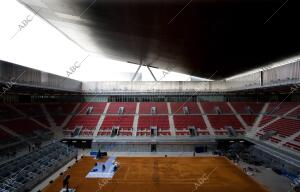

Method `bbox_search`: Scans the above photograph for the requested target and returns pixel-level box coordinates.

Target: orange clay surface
[43,156,269,192]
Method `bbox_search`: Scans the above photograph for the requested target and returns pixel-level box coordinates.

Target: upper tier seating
[201,102,233,114]
[170,102,200,114]
[2,102,297,141]
[1,118,49,137]
[51,116,67,126]
[45,103,77,114]
[14,104,50,127]
[0,129,17,145]
[139,102,168,114]
[0,104,21,120]
[265,102,299,116]
[262,118,300,138]
[241,115,257,127]
[230,102,264,114]
[14,104,43,116]
[107,102,136,114]
[45,103,77,126]
[76,102,107,114]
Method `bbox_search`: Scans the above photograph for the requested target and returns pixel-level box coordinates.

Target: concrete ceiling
[19,0,300,79]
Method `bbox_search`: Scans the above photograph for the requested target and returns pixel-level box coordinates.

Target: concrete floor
[237,161,293,192]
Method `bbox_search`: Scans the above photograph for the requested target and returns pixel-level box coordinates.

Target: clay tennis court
[43,156,269,192]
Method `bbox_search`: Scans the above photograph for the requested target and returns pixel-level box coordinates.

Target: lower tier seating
[170,102,200,114]
[99,115,134,136]
[208,115,244,135]
[107,102,136,114]
[173,115,209,135]
[76,102,107,114]
[65,115,100,136]
[137,115,170,136]
[201,102,233,114]
[208,115,243,129]
[138,115,169,129]
[230,102,264,114]
[139,102,168,114]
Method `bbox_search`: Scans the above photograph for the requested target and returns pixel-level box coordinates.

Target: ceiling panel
[19,0,300,79]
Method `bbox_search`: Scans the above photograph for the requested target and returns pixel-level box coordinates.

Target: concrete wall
[82,59,300,93]
[92,142,216,153]
[0,60,82,92]
[2,57,300,93]
[250,146,300,175]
